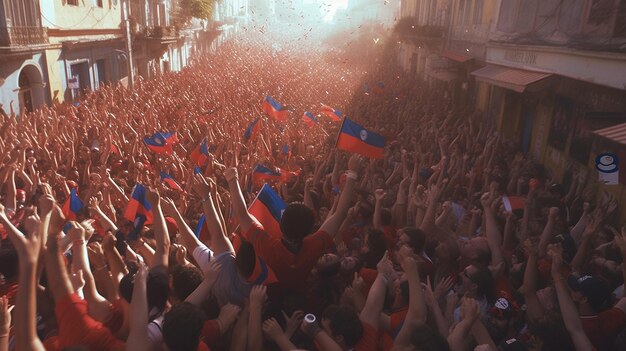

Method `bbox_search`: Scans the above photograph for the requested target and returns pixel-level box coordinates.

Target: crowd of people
[0,29,625,351]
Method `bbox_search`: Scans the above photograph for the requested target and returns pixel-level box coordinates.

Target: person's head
[15,189,26,205]
[170,265,203,303]
[280,202,315,242]
[487,297,517,343]
[362,228,387,268]
[458,264,493,300]
[567,274,611,313]
[396,227,426,255]
[162,302,206,351]
[0,249,18,283]
[119,266,170,316]
[460,236,491,266]
[321,305,363,348]
[316,253,341,279]
[398,324,450,351]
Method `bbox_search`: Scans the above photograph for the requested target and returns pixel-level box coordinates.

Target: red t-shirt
[243,222,334,293]
[379,308,408,351]
[355,321,378,351]
[581,307,626,351]
[45,293,125,351]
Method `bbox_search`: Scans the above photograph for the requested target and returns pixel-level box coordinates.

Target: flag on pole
[243,118,261,141]
[336,118,385,159]
[190,138,209,167]
[62,188,84,221]
[302,111,319,128]
[262,96,287,122]
[143,132,177,155]
[160,172,183,192]
[252,164,300,183]
[320,103,343,122]
[194,214,210,243]
[124,184,154,225]
[248,184,287,238]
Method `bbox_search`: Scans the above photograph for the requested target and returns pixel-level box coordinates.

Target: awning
[593,122,626,145]
[429,69,460,82]
[441,50,473,63]
[471,65,553,93]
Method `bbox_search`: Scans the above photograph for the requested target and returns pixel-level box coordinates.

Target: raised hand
[433,275,455,300]
[191,173,211,199]
[249,285,267,308]
[0,295,12,339]
[262,318,284,340]
[224,167,238,183]
[217,303,241,332]
[376,251,393,278]
[281,309,304,338]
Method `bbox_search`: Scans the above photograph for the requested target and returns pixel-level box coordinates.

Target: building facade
[41,0,127,103]
[0,0,49,115]
[399,0,626,220]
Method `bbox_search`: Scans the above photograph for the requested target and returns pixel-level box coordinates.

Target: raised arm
[126,264,150,351]
[394,255,427,347]
[145,187,170,268]
[225,167,256,233]
[550,247,594,351]
[192,173,233,255]
[1,201,47,351]
[538,207,559,258]
[318,154,361,237]
[480,193,504,273]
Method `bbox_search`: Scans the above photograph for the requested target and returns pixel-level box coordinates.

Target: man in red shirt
[225,155,362,295]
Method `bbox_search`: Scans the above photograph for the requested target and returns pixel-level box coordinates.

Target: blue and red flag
[194,214,210,243]
[124,184,154,225]
[252,164,299,183]
[248,184,287,239]
[336,118,385,159]
[302,111,319,128]
[190,138,209,167]
[62,188,84,221]
[143,132,177,155]
[243,118,261,141]
[247,254,278,285]
[262,96,287,122]
[320,103,343,122]
[160,172,183,192]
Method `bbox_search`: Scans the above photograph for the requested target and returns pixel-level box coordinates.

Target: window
[587,0,614,26]
[613,0,626,37]
[473,0,484,25]
[515,0,538,33]
[558,0,585,34]
[67,0,78,6]
[497,0,519,32]
[97,0,103,7]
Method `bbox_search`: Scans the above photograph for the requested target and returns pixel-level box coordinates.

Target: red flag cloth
[336,118,385,159]
[262,96,287,122]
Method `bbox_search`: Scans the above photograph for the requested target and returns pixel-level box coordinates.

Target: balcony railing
[0,26,48,47]
[145,26,179,39]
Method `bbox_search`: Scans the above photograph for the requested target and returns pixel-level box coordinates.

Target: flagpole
[335,117,348,148]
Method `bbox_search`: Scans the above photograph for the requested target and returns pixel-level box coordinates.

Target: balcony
[0,26,48,48]
[394,17,444,47]
[145,26,179,39]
